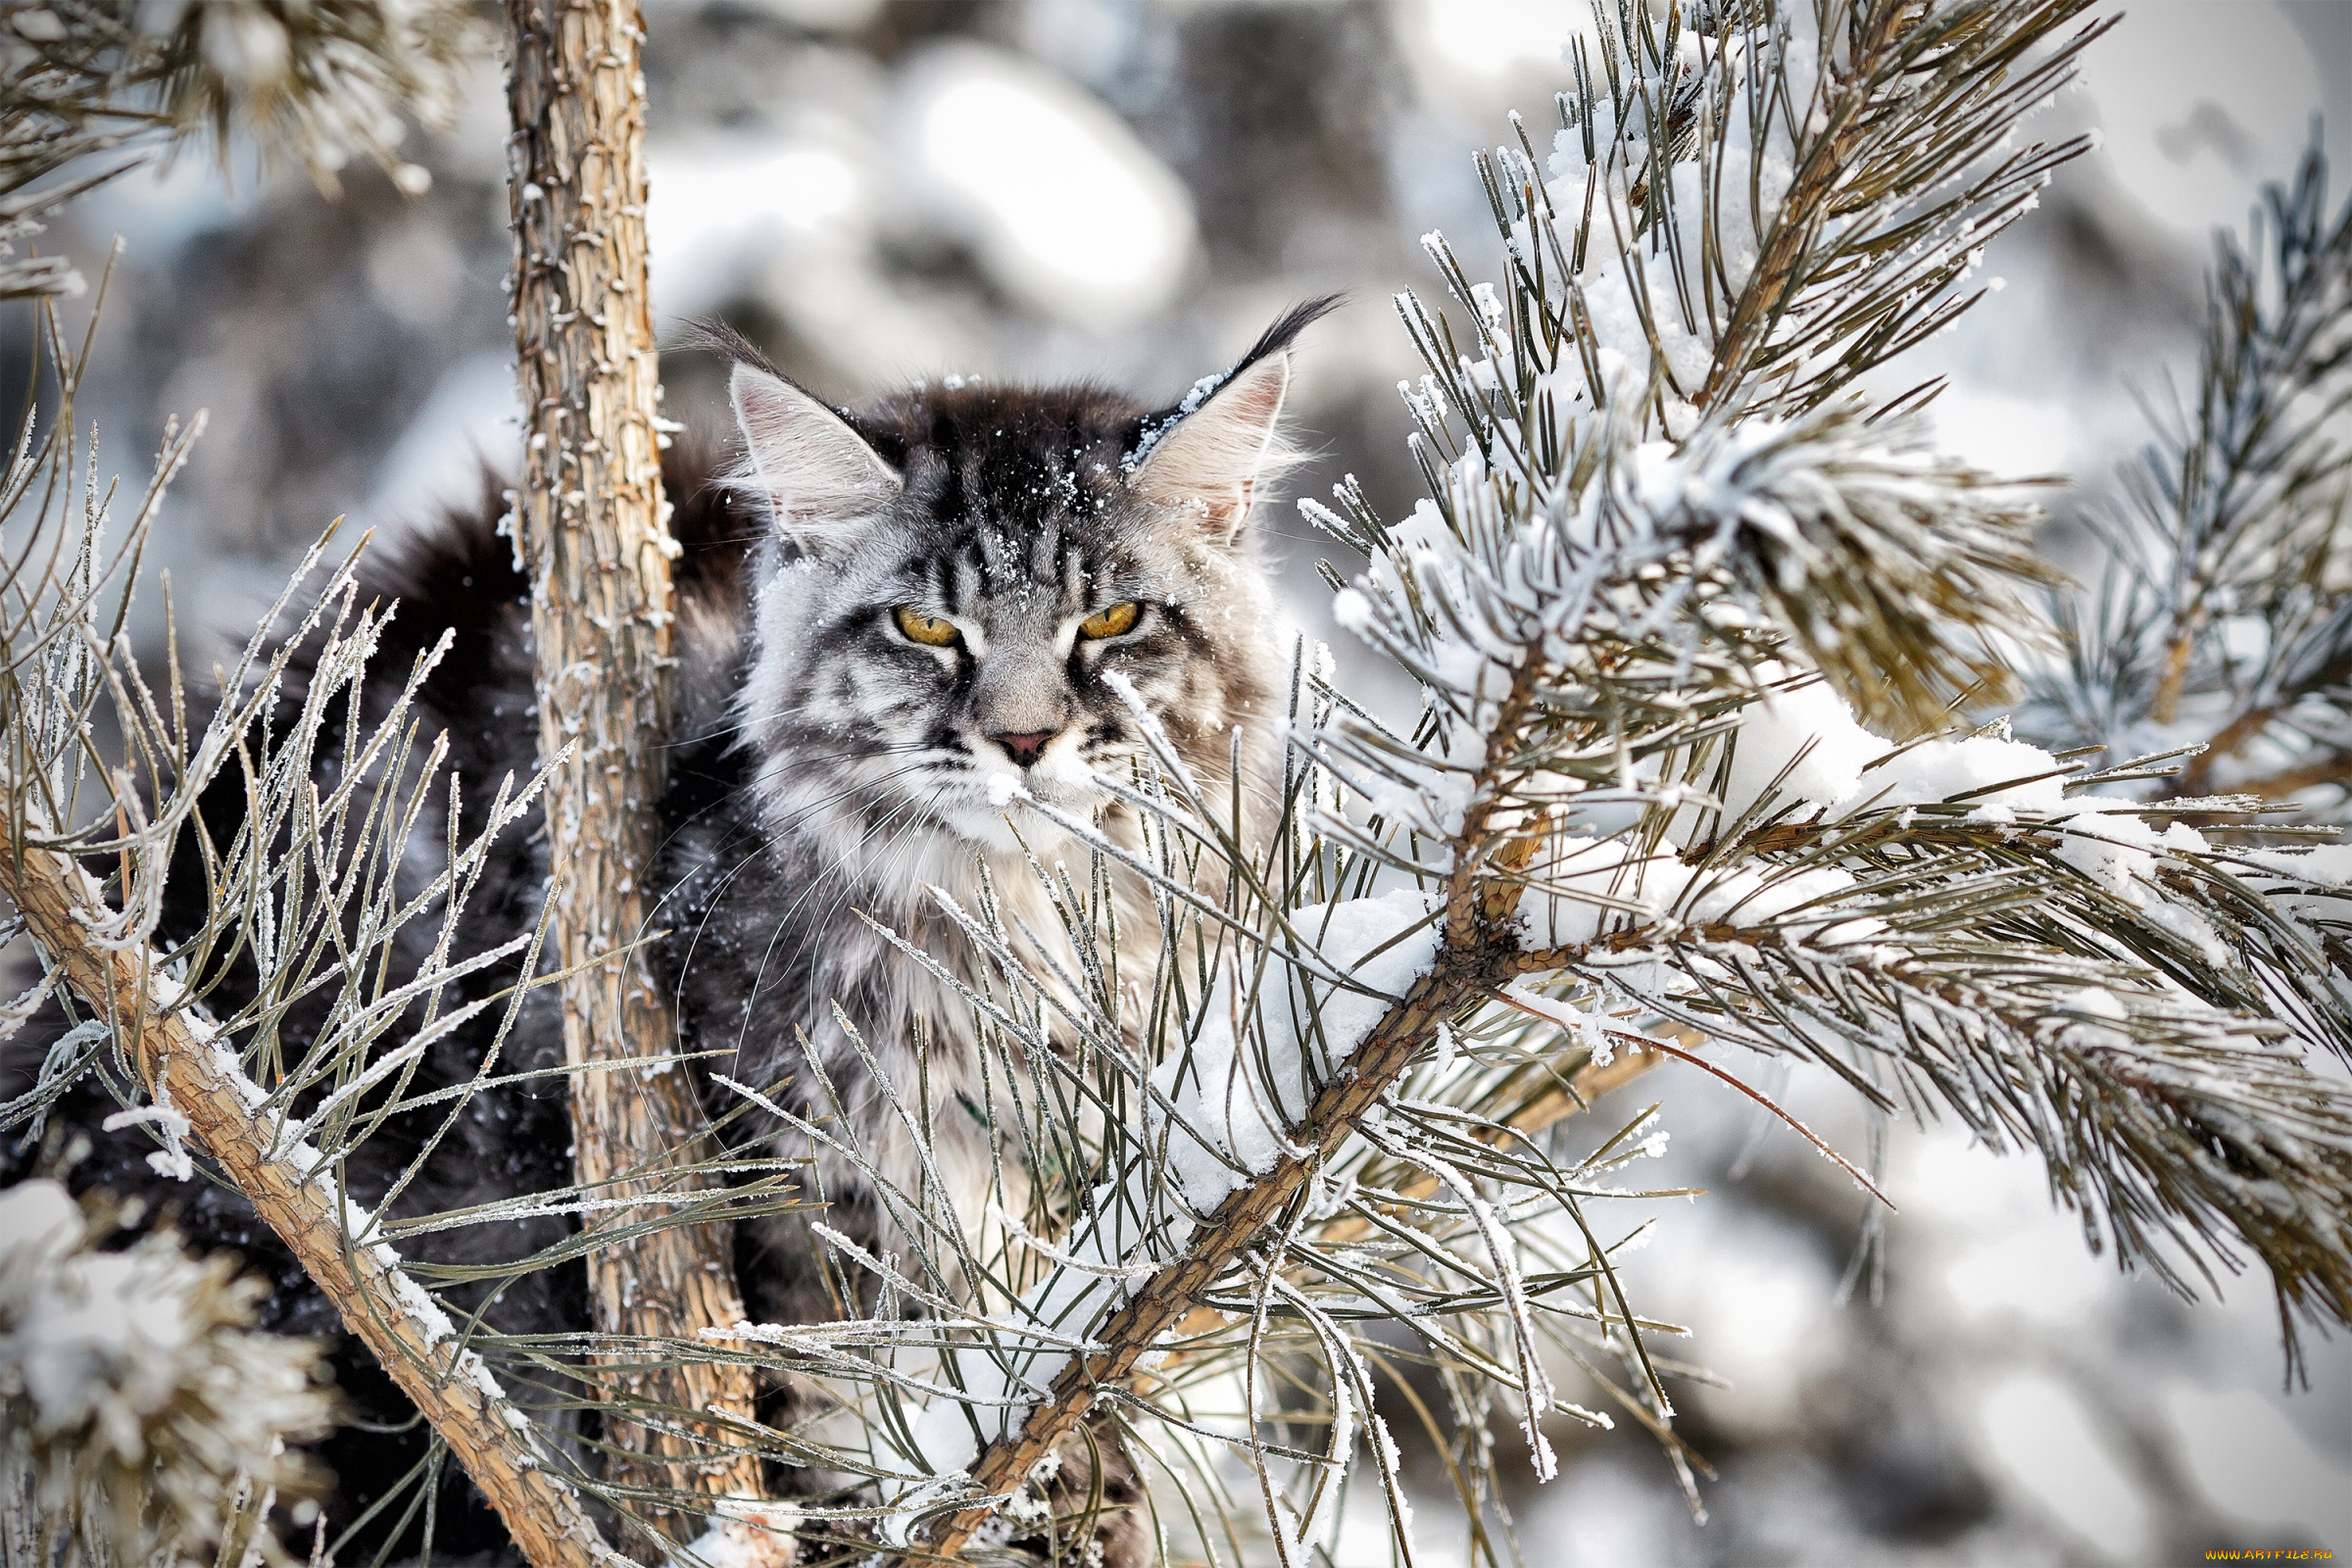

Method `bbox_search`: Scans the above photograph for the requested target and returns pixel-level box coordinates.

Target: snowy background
[27,1,2352,1562]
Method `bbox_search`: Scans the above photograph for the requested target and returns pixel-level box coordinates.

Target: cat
[4,298,1334,1563]
[676,307,1319,1326]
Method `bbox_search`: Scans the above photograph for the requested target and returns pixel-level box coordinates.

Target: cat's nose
[989,728,1060,768]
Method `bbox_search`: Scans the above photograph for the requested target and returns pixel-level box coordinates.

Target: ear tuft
[728,363,901,556]
[1125,297,1339,538]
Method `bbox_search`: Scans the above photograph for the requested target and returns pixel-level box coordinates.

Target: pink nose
[990,730,1058,767]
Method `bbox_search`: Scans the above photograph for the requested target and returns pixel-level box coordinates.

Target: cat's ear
[729,363,901,554]
[1127,297,1339,541]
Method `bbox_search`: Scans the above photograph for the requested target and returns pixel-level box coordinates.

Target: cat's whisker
[642,779,775,905]
[732,774,948,1037]
[663,765,928,1041]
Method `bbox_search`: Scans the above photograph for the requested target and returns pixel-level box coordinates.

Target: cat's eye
[1078,602,1141,640]
[895,607,959,647]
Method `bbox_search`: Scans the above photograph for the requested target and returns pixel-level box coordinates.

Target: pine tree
[3,3,2350,1566]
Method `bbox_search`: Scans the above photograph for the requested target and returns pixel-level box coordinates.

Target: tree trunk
[503,0,763,1534]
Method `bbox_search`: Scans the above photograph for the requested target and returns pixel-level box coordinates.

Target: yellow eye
[895,606,959,647]
[1078,601,1140,640]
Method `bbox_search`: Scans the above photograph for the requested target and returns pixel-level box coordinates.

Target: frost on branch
[0,297,629,1566]
[1310,0,2352,1403]
[2019,138,2352,812]
[772,4,2352,1559]
[0,1181,330,1567]
[2,0,484,194]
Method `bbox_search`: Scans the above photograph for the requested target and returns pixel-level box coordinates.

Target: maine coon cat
[678,306,1321,1324]
[6,299,1333,1561]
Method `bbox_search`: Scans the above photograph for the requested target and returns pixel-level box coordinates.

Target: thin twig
[0,817,617,1568]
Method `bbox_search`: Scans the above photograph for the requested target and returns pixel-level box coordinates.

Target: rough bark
[0,833,614,1568]
[503,0,762,1530]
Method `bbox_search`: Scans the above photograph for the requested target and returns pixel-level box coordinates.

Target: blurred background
[34,1,2352,1562]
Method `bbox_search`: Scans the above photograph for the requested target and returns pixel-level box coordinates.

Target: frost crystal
[0,1182,329,1563]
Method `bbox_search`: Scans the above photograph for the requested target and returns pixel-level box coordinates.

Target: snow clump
[0,1180,330,1563]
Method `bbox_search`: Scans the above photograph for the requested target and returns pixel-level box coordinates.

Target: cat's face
[725,312,1321,862]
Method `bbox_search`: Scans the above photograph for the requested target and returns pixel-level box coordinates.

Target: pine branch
[1392,0,2095,735]
[1696,0,2106,415]
[0,1186,330,1567]
[1127,1045,1667,1393]
[0,818,615,1568]
[2028,139,2352,809]
[924,944,1522,1554]
[1508,834,2352,1349]
[2174,625,2352,800]
[923,621,1625,1550]
[0,0,483,216]
[505,0,761,1531]
[2143,142,2352,729]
